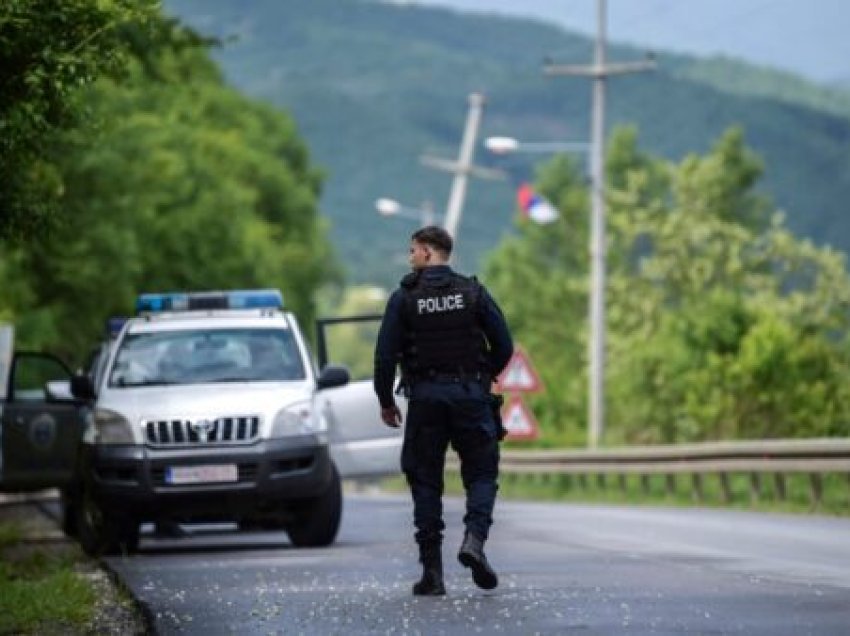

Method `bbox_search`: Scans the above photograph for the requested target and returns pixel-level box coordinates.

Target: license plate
[165,464,238,485]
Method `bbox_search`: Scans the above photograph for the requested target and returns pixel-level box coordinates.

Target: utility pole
[420,92,503,241]
[544,0,655,448]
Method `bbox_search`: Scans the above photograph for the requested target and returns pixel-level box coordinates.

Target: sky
[404,0,850,85]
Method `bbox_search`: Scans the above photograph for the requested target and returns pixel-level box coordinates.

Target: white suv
[67,289,382,554]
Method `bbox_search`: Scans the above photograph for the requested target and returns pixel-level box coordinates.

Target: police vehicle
[1,290,403,555]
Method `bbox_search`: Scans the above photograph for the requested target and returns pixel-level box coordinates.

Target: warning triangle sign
[501,395,540,441]
[496,347,542,393]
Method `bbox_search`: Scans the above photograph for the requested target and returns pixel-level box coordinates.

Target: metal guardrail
[449,438,850,507]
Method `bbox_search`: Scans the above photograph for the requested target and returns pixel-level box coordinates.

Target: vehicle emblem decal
[190,418,215,442]
[29,413,57,451]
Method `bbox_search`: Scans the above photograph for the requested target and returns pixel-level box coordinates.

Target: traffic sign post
[501,394,540,440]
[496,347,542,394]
[496,346,542,441]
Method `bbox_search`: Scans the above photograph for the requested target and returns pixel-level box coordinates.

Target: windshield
[108,328,306,387]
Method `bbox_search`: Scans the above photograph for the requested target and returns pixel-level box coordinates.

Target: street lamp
[485,134,605,449]
[484,136,591,158]
[374,198,436,226]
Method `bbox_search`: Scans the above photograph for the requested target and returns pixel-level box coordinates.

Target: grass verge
[0,520,95,635]
[382,471,850,517]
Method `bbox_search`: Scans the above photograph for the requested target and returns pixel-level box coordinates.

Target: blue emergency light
[106,316,128,337]
[136,289,283,314]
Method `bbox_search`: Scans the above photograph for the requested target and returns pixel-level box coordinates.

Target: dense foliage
[484,127,850,445]
[166,0,850,286]
[2,0,846,447]
[0,3,336,361]
[0,0,161,240]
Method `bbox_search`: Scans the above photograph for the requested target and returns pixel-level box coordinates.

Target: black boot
[457,532,498,590]
[412,544,445,596]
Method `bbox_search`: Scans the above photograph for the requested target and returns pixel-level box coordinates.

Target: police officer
[374,226,513,596]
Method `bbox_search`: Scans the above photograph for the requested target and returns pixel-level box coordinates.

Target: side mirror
[316,364,350,390]
[45,380,74,402]
[70,375,96,401]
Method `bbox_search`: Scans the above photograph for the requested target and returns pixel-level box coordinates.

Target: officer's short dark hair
[411,226,453,257]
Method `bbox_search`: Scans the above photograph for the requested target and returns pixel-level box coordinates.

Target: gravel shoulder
[0,492,149,635]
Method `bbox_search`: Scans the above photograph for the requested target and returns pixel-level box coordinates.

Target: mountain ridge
[165,0,850,286]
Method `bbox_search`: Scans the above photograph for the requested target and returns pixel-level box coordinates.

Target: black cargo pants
[401,379,500,548]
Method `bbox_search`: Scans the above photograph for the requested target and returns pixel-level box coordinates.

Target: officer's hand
[381,405,402,428]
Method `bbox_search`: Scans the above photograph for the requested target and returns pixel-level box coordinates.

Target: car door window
[315,314,403,479]
[316,314,383,381]
[11,354,71,402]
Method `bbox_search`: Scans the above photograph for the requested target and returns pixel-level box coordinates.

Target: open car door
[314,314,404,479]
[0,337,86,493]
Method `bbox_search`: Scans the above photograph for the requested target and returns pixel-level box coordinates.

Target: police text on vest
[418,294,465,314]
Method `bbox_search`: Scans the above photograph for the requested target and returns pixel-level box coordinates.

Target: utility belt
[406,369,490,385]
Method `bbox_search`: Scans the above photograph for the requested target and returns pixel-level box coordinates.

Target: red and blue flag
[517,183,559,224]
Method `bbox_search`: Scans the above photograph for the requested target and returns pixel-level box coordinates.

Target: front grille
[144,416,260,446]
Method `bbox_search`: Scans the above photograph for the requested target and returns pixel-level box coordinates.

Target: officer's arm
[479,288,514,376]
[373,290,405,409]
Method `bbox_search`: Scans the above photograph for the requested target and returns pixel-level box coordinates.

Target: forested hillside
[164,0,850,286]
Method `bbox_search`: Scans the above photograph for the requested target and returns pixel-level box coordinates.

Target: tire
[287,466,342,548]
[75,483,139,556]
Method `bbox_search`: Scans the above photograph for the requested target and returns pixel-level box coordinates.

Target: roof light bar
[106,316,128,338]
[136,289,283,314]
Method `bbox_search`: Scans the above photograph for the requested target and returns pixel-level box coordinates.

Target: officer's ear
[424,247,433,262]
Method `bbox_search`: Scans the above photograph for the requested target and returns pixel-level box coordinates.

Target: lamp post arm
[515,142,590,154]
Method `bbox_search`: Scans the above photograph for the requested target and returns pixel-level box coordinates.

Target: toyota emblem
[191,418,214,442]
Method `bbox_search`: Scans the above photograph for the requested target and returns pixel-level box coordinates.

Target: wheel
[75,483,139,556]
[287,466,342,547]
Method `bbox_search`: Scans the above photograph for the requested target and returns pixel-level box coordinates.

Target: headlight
[89,408,135,445]
[271,401,324,438]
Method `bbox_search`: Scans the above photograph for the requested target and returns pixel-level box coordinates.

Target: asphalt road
[106,493,850,635]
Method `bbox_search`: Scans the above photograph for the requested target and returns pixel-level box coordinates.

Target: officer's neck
[416,262,450,272]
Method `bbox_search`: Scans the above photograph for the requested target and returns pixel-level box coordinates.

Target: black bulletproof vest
[400,271,487,376]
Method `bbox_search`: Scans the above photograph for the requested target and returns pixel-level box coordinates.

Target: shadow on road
[134,526,364,556]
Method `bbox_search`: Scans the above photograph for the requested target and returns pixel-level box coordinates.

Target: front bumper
[79,435,333,521]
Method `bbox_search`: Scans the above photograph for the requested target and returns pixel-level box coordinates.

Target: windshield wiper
[115,379,180,387]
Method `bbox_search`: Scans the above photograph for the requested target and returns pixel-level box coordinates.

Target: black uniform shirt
[373,265,514,409]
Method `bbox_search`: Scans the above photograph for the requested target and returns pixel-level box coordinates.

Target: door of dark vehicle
[0,351,86,492]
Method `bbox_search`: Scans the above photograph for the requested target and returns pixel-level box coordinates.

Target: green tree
[0,0,162,240]
[608,130,850,443]
[482,155,589,445]
[0,12,337,361]
[485,127,850,446]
